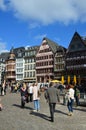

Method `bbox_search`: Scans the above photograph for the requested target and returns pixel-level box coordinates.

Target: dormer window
[18,52,22,57]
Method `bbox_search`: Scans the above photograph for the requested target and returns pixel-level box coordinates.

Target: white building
[15,49,25,82]
[24,46,39,83]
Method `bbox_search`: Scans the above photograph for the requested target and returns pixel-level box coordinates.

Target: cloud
[1,0,86,25]
[29,22,40,29]
[0,0,7,11]
[0,39,9,53]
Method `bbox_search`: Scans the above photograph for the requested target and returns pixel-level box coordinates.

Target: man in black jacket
[44,82,60,122]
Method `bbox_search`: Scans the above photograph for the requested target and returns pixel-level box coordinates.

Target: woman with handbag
[20,83,29,108]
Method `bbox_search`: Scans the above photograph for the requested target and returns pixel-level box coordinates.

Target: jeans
[34,100,40,111]
[29,93,33,102]
[75,96,80,106]
[67,98,74,112]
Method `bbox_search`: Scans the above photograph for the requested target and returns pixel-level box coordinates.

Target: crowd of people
[0,80,85,122]
[20,82,41,112]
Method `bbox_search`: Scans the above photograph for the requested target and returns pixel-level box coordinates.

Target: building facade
[15,47,25,82]
[0,52,9,84]
[36,37,59,83]
[54,46,67,81]
[0,61,5,84]
[65,32,86,84]
[0,31,86,85]
[24,46,39,83]
[5,47,16,84]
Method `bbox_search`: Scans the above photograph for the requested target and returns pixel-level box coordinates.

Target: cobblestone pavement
[0,91,86,130]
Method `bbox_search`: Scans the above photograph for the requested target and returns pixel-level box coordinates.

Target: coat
[44,87,60,103]
[32,86,40,100]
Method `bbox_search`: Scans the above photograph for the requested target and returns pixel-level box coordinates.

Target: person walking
[32,83,40,112]
[66,84,75,116]
[1,81,6,96]
[28,84,33,102]
[74,85,80,106]
[20,83,29,108]
[44,82,60,122]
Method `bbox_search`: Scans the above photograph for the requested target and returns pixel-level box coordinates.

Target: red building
[36,37,59,83]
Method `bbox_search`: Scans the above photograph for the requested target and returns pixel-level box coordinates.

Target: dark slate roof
[43,37,60,53]
[81,36,86,45]
[67,32,86,52]
[56,45,67,52]
[25,45,39,51]
[13,47,25,56]
[0,52,9,62]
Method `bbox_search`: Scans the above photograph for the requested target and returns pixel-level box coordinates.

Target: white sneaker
[33,109,37,112]
[70,112,73,116]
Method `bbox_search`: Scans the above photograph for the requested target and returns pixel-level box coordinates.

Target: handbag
[38,90,41,97]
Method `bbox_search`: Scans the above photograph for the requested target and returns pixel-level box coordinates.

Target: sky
[0,0,86,53]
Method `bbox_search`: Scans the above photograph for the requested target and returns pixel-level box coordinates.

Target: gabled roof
[56,45,67,52]
[13,47,25,56]
[0,52,9,62]
[67,32,86,53]
[81,36,86,45]
[42,37,60,53]
[25,45,39,51]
